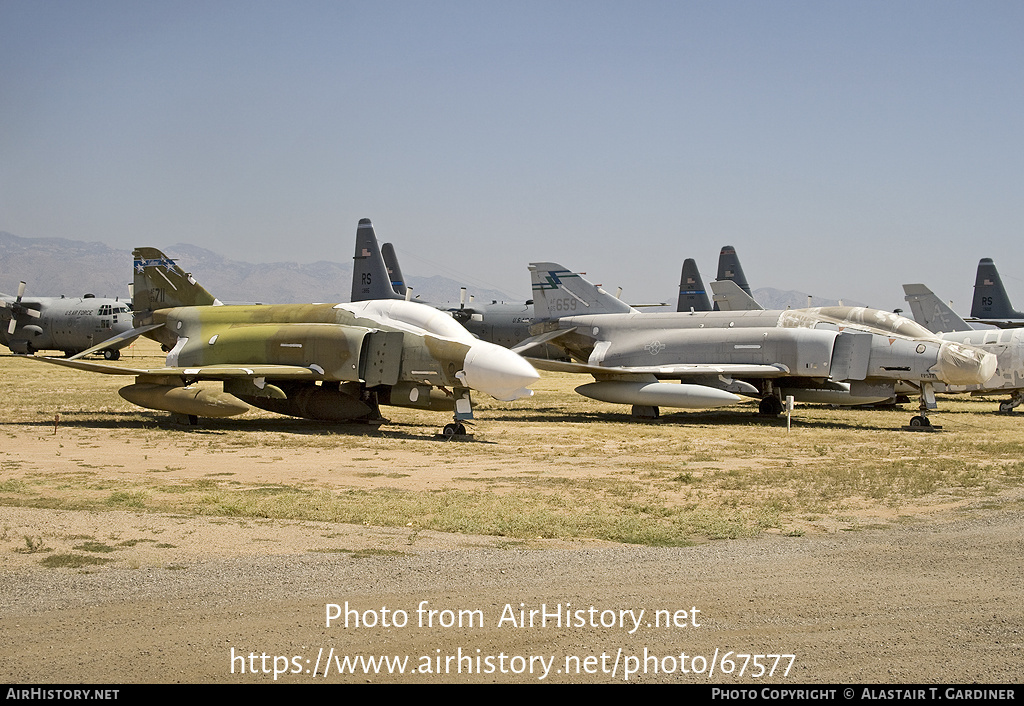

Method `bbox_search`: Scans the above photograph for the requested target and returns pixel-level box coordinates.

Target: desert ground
[1,341,1021,683]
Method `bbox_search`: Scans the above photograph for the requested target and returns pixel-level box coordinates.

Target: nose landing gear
[904,382,941,431]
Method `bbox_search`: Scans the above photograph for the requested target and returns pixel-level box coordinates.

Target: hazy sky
[2,1,1022,311]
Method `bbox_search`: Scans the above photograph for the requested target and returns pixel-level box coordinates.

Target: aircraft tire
[759,396,783,416]
[909,415,931,427]
[103,348,120,361]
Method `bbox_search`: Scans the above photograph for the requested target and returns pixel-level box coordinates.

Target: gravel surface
[2,500,1021,683]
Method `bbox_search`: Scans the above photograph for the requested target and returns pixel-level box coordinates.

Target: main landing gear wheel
[102,348,120,361]
[909,415,931,428]
[442,422,468,438]
[999,401,1015,414]
[759,396,783,416]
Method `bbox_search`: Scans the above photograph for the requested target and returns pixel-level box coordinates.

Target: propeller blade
[16,281,26,301]
[8,317,16,335]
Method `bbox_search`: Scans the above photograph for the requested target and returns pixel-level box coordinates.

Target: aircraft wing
[66,323,165,360]
[526,357,790,379]
[25,356,324,380]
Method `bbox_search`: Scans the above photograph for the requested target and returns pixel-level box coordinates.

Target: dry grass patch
[40,553,113,569]
[2,354,1023,544]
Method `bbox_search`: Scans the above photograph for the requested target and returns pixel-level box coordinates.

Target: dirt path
[1,500,1020,683]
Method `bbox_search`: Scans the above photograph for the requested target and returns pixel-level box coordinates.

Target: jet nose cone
[936,341,997,385]
[459,342,540,401]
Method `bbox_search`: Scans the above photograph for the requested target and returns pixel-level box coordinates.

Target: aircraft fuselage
[540,306,994,389]
[0,296,134,356]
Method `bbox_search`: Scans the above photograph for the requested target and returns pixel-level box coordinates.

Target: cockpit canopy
[779,306,938,341]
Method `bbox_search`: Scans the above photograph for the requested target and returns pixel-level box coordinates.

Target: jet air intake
[934,341,997,386]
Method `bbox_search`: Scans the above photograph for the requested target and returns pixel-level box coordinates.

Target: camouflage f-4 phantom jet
[25,244,539,435]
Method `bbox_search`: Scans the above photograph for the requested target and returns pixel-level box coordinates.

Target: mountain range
[0,232,516,306]
[0,231,860,310]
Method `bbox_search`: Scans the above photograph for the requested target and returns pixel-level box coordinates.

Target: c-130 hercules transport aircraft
[0,281,134,359]
[23,243,539,437]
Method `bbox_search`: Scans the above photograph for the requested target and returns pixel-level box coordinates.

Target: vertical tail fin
[677,258,712,312]
[712,245,753,311]
[716,245,751,295]
[971,258,1024,320]
[380,243,408,296]
[529,262,636,320]
[710,279,764,311]
[903,283,971,333]
[132,247,220,312]
[351,219,403,302]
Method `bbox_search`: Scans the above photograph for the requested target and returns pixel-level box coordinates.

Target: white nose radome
[458,342,540,401]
